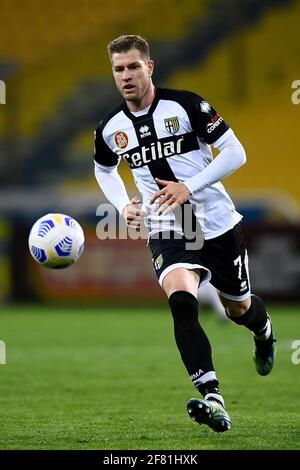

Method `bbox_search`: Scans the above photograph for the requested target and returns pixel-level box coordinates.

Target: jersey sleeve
[93,122,120,167]
[189,94,229,144]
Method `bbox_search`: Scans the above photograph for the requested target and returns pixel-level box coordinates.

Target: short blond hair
[107,34,150,61]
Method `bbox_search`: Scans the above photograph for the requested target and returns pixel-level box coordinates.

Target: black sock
[228,294,271,338]
[168,291,221,397]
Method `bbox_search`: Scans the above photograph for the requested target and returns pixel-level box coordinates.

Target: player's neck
[125,83,156,112]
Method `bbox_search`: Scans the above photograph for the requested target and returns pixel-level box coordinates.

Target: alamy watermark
[291,80,300,105]
[0,80,6,104]
[96,202,205,250]
[291,340,300,365]
[0,340,6,364]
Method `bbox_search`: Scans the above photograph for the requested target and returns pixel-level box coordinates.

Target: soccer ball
[28,213,85,269]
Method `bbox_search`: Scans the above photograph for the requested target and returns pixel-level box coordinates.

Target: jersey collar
[122,86,160,122]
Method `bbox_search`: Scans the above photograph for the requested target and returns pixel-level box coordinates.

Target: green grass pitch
[0,305,299,450]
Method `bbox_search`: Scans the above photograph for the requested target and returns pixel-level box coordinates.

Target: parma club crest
[115,131,128,149]
[164,116,179,134]
[153,254,164,270]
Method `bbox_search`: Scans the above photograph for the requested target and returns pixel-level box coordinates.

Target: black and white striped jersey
[94,87,242,239]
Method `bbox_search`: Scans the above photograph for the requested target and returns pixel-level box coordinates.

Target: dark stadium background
[0,0,299,451]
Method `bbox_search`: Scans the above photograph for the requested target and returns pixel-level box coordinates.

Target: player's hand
[150,178,191,215]
[122,196,147,228]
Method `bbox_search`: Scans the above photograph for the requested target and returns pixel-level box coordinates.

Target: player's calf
[253,315,276,375]
[225,294,276,375]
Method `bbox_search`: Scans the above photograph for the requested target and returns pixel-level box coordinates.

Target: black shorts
[149,222,251,301]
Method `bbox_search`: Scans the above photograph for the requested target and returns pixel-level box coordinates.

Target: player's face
[111,48,154,108]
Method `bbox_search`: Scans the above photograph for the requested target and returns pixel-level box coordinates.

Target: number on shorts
[234,255,242,280]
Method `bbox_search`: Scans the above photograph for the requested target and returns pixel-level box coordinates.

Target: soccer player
[93,35,276,433]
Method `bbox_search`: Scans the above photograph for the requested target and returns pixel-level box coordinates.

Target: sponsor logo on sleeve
[206,114,223,134]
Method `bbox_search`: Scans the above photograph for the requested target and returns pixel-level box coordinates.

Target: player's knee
[163,268,199,299]
[221,298,250,318]
[169,291,199,325]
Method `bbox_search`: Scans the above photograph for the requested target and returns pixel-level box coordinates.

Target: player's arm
[183,128,246,194]
[94,126,146,227]
[183,97,246,193]
[150,98,246,214]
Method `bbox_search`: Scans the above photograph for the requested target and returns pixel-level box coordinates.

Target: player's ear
[148,60,154,77]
